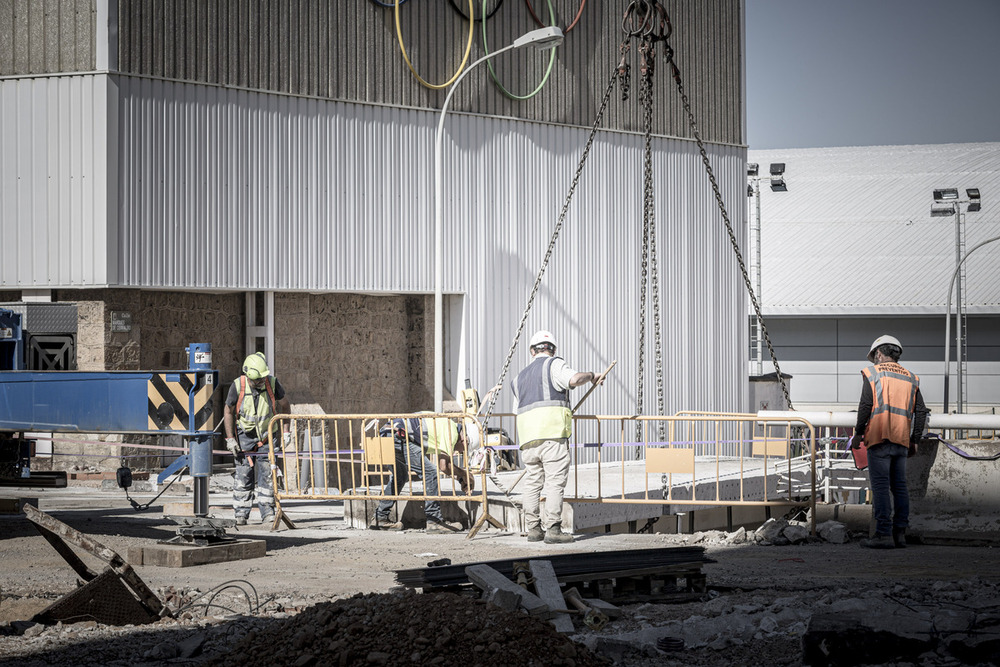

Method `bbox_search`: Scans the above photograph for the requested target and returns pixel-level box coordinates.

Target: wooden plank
[465,564,550,617]
[529,560,574,633]
[129,539,267,568]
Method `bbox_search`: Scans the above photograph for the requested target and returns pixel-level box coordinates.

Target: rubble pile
[208,589,611,667]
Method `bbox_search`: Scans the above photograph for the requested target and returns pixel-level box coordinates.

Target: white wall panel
[0,74,110,287]
[113,78,748,418]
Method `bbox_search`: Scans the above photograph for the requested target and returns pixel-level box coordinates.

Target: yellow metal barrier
[261,413,499,533]
[257,411,817,535]
[559,414,817,533]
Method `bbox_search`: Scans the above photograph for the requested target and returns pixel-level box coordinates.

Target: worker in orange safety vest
[851,335,928,549]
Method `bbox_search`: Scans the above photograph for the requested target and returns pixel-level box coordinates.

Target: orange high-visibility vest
[860,362,919,448]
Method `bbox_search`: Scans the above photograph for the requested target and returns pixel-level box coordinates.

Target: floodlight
[770,178,787,192]
[747,163,759,177]
[933,188,959,202]
[930,205,955,217]
[769,163,785,176]
[966,188,981,211]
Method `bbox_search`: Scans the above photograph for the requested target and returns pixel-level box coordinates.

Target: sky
[745,0,1000,150]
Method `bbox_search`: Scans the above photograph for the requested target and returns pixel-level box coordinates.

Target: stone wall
[275,292,431,414]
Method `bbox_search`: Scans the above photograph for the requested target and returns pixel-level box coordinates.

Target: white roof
[747,143,1000,315]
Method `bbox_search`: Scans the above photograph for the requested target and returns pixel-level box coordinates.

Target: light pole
[434,26,564,412]
[746,162,787,376]
[932,187,982,413]
[943,235,997,414]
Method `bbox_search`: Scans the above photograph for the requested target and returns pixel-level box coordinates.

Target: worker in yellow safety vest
[512,330,602,545]
[851,335,928,549]
[422,415,476,493]
[224,352,291,526]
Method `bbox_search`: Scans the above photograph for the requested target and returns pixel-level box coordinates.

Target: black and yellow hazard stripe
[148,372,217,431]
[191,373,215,431]
[147,373,192,430]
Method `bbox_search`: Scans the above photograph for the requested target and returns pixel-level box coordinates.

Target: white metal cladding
[0,75,113,288]
[112,78,748,419]
[748,143,1000,315]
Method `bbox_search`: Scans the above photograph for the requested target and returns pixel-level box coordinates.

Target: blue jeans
[868,443,909,536]
[376,439,442,522]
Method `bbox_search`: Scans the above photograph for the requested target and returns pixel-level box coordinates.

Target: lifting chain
[658,40,794,410]
[477,67,623,507]
[621,0,792,420]
[623,3,668,448]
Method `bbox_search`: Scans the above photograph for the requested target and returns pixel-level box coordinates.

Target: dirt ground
[1,483,998,666]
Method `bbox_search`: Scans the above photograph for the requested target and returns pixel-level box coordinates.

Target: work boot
[526,525,544,542]
[892,528,907,549]
[260,512,275,525]
[544,525,574,544]
[235,516,248,526]
[426,519,463,534]
[860,534,895,549]
[369,515,403,531]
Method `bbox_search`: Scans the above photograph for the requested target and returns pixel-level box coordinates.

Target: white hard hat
[529,330,557,350]
[868,335,902,362]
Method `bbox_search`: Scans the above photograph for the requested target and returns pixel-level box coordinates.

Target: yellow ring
[395,0,475,90]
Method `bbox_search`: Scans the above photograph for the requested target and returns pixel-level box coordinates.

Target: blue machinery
[0,339,220,516]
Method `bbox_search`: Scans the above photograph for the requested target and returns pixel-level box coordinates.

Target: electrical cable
[483,0,555,100]
[121,455,185,512]
[394,0,475,90]
[524,0,587,33]
[448,0,504,22]
[173,580,261,617]
[368,0,410,6]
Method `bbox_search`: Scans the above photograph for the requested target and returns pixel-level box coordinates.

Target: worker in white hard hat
[851,335,928,549]
[223,352,291,526]
[511,330,603,544]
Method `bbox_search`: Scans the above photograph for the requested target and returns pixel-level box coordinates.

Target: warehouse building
[748,142,1000,414]
[1,0,751,468]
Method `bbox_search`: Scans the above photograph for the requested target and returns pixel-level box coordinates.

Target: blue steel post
[187,343,215,516]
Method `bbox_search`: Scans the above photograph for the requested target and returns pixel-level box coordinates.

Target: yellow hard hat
[242,352,270,380]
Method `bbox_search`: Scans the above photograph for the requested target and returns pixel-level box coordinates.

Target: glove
[283,431,292,448]
[225,437,240,456]
[850,434,864,450]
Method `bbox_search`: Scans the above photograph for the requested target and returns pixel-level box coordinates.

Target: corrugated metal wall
[112,79,748,416]
[0,0,96,74]
[114,0,743,144]
[0,75,113,287]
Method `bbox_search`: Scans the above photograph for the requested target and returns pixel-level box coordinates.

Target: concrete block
[126,539,266,568]
[907,439,1000,541]
[782,524,809,544]
[816,520,847,544]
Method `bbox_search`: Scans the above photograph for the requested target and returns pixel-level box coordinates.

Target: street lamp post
[943,235,998,415]
[433,26,564,412]
[933,188,982,413]
[746,162,787,377]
